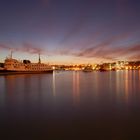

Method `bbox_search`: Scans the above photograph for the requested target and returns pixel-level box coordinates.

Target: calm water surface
[0,70,140,139]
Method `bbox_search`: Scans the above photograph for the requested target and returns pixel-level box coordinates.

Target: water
[0,70,140,140]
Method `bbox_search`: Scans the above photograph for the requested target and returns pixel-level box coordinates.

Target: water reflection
[1,74,53,109]
[1,71,140,139]
[52,71,56,97]
[1,72,140,109]
[92,72,99,100]
[72,71,80,104]
[114,70,140,105]
[139,70,140,81]
[124,70,129,103]
[0,77,6,107]
[1,71,140,108]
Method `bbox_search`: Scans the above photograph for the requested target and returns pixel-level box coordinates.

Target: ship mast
[10,50,13,59]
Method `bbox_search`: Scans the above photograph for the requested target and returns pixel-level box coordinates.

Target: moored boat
[0,53,53,75]
[83,65,93,72]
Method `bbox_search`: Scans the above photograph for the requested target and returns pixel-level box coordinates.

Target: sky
[0,0,140,64]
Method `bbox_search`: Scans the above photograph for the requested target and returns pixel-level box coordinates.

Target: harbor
[1,0,140,139]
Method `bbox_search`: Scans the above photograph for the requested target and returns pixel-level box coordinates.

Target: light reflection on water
[0,71,140,109]
[72,71,80,105]
[1,70,140,139]
[0,71,140,108]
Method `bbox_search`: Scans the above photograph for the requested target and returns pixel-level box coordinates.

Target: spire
[38,53,41,63]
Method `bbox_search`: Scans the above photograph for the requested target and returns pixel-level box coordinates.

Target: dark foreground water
[0,70,140,140]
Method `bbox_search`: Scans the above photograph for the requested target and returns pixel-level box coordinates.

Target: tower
[38,53,41,63]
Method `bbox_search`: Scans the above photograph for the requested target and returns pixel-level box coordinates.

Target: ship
[0,52,53,75]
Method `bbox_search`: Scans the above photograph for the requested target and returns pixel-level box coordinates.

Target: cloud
[74,43,140,61]
[48,32,140,62]
[20,42,45,54]
[1,34,140,62]
[0,42,47,55]
[0,43,11,50]
[128,53,140,60]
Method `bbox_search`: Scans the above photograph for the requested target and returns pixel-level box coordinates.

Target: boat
[99,68,107,72]
[83,65,93,72]
[0,52,53,75]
